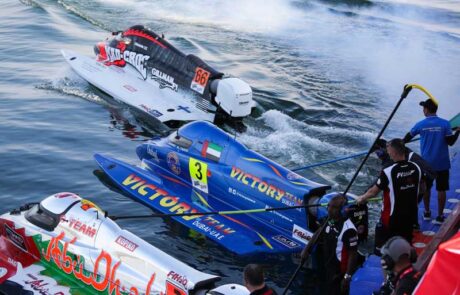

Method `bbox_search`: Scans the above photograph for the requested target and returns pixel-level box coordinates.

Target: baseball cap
[419,98,438,112]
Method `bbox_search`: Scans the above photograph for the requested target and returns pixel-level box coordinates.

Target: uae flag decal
[201,140,222,161]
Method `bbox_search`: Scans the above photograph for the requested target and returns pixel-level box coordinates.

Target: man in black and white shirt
[358,139,421,252]
[319,195,359,295]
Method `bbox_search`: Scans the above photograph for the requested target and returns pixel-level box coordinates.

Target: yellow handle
[406,84,439,106]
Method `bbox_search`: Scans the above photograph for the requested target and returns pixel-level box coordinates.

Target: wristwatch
[344,273,352,281]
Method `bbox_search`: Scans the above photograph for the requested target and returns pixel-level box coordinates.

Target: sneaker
[434,215,445,225]
[423,211,431,221]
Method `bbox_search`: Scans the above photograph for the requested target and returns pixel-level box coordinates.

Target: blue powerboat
[95,121,368,255]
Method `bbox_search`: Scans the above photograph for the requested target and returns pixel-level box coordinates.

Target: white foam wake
[238,110,373,167]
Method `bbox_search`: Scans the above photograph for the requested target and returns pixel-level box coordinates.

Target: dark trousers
[374,221,413,255]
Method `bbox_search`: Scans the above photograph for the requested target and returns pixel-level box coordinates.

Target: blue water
[1,0,460,293]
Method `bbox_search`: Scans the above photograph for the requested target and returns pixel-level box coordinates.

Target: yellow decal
[189,157,209,193]
[242,157,264,163]
[80,199,103,213]
[290,181,310,186]
[256,232,274,249]
[193,191,210,208]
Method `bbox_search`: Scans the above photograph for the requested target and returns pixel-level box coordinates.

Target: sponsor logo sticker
[292,224,313,244]
[167,152,181,175]
[147,145,160,162]
[134,42,148,50]
[140,104,163,118]
[4,224,27,251]
[105,46,150,79]
[151,68,178,91]
[167,271,188,288]
[272,235,300,249]
[115,236,139,252]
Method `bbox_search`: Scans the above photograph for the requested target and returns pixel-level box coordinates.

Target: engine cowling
[213,78,254,117]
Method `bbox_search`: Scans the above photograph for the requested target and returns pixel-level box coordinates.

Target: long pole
[109,198,380,220]
[342,85,412,195]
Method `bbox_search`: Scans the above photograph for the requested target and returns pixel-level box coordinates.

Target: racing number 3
[193,67,210,86]
[194,161,203,180]
[189,157,208,193]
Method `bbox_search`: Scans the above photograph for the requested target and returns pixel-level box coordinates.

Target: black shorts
[426,170,450,191]
[374,220,413,255]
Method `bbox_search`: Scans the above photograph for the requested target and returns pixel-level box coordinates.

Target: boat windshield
[25,204,61,232]
[168,131,192,149]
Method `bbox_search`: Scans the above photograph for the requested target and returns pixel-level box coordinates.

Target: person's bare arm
[357,185,380,205]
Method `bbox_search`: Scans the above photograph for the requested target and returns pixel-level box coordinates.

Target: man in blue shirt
[404,98,459,224]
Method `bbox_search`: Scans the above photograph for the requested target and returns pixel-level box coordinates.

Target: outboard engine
[307,192,368,242]
[210,78,253,117]
[210,78,254,131]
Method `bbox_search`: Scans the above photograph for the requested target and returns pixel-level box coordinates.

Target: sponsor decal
[396,170,415,178]
[272,235,300,249]
[104,46,150,79]
[121,174,236,237]
[190,67,210,95]
[230,166,302,205]
[201,140,222,162]
[189,157,208,193]
[167,152,181,175]
[134,42,148,50]
[0,267,7,279]
[292,224,313,244]
[167,271,188,289]
[353,210,366,218]
[151,68,178,91]
[67,218,97,238]
[192,217,235,240]
[265,205,293,222]
[43,232,156,294]
[121,174,201,221]
[228,187,256,204]
[115,236,138,252]
[4,224,27,251]
[80,199,102,212]
[147,144,160,162]
[140,104,163,118]
[123,84,137,92]
[25,273,66,295]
